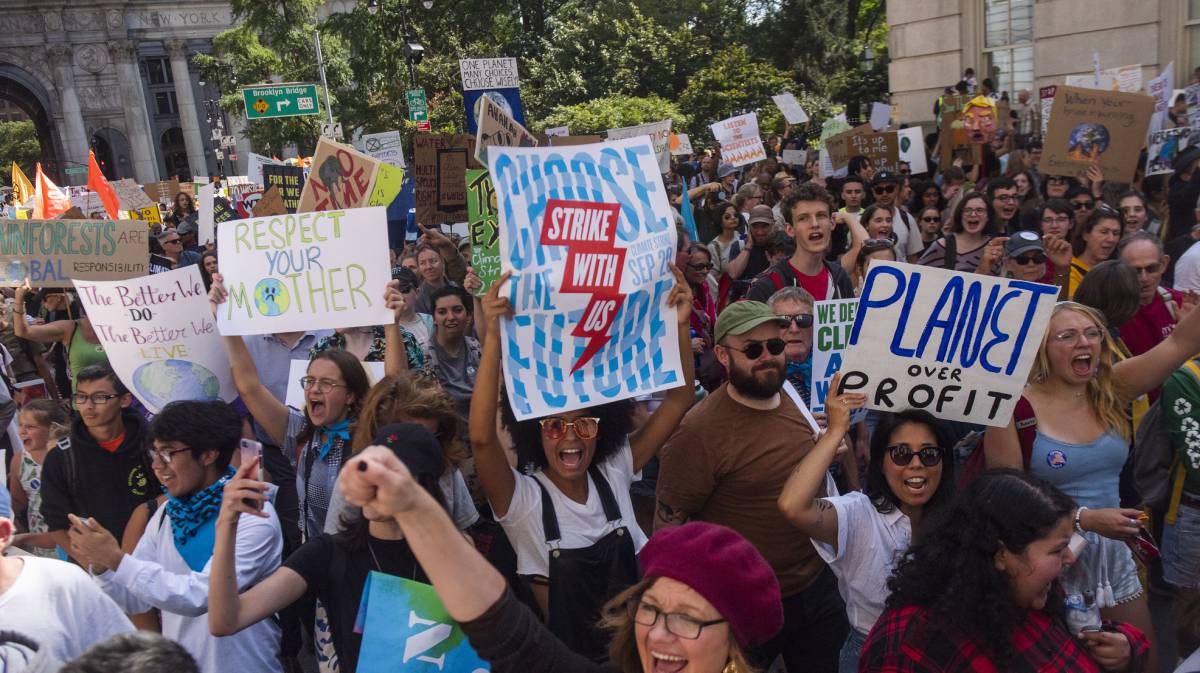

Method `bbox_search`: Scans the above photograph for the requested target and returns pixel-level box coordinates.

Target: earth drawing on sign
[133,359,221,410]
[1067,123,1110,161]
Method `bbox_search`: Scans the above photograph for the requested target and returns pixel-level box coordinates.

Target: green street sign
[63,166,86,175]
[406,89,428,122]
[241,83,321,120]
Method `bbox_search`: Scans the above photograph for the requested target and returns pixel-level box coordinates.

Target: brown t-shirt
[656,384,824,597]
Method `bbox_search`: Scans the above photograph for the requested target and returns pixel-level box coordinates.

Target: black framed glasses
[299,377,347,393]
[887,445,944,467]
[1013,253,1046,265]
[722,337,786,359]
[539,416,600,440]
[147,446,193,465]
[777,314,813,328]
[630,600,726,640]
[72,393,120,406]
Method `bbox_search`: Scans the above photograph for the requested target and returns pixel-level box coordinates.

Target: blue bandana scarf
[317,419,351,460]
[165,466,235,548]
[787,358,813,406]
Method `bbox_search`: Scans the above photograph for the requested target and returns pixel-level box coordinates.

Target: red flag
[88,150,120,219]
[33,163,70,219]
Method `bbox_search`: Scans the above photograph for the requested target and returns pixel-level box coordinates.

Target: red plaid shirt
[860,605,1149,673]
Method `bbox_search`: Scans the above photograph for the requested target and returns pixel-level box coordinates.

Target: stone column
[164,39,207,179]
[109,41,158,183]
[47,44,88,184]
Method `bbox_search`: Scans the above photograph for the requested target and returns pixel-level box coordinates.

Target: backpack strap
[55,436,84,517]
[1013,395,1038,469]
[768,270,786,291]
[1161,286,1181,322]
[943,235,957,271]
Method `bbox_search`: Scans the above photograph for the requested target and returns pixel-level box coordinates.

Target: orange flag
[88,150,119,219]
[33,163,70,219]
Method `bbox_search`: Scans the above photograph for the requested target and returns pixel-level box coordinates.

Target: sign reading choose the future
[242,83,321,120]
[216,207,393,336]
[839,262,1057,427]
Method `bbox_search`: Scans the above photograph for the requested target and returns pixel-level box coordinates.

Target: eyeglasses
[72,393,120,406]
[688,262,714,272]
[962,208,987,216]
[539,416,600,440]
[299,377,347,393]
[921,216,941,223]
[147,446,193,465]
[1128,262,1162,276]
[1047,176,1068,184]
[993,194,1018,202]
[777,314,813,328]
[1013,253,1046,265]
[722,337,787,359]
[1042,215,1071,225]
[1071,201,1094,211]
[872,184,897,195]
[887,445,944,467]
[630,601,726,640]
[162,239,182,245]
[1051,326,1104,343]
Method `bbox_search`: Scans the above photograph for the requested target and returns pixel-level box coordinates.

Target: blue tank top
[1029,430,1126,509]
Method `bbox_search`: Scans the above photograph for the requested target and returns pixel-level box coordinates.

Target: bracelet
[1074,506,1088,534]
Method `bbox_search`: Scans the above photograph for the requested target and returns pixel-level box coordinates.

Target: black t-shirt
[283,534,427,673]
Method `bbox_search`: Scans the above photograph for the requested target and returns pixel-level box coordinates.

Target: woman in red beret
[339,443,784,673]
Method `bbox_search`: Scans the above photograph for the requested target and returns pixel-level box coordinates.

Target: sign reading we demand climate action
[490,137,683,420]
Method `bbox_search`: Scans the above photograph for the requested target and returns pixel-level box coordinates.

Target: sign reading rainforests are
[0,220,149,287]
[489,137,684,420]
[215,207,393,336]
[838,262,1057,426]
[73,265,235,414]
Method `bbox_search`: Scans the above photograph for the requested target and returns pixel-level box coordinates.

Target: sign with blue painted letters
[839,261,1057,426]
[489,137,683,420]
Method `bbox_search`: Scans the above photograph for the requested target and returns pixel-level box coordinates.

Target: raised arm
[210,457,307,636]
[382,280,411,378]
[11,281,73,345]
[467,273,518,517]
[419,225,468,285]
[837,212,868,272]
[629,265,695,472]
[724,238,752,280]
[777,374,864,548]
[1114,299,1200,399]
[208,274,289,445]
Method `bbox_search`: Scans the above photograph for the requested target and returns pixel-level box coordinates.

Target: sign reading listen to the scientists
[74,266,235,414]
[839,262,1057,426]
[489,138,683,420]
[216,207,393,336]
[1,220,149,287]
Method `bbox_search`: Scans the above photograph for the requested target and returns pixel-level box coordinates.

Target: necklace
[366,538,418,579]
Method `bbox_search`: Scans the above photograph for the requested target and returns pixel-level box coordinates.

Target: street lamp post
[365,0,428,91]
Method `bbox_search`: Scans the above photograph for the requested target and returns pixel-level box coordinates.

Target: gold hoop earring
[723,660,740,673]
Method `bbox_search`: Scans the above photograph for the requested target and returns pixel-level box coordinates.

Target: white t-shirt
[1176,240,1200,292]
[0,556,134,661]
[498,442,646,578]
[892,208,924,259]
[398,313,434,352]
[810,491,912,634]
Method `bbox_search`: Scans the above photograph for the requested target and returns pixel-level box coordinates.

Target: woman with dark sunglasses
[466,270,696,662]
[780,402,956,673]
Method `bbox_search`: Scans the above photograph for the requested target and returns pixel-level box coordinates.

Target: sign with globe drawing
[216,206,394,336]
[73,266,236,414]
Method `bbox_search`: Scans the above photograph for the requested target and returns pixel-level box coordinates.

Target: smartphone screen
[238,439,264,510]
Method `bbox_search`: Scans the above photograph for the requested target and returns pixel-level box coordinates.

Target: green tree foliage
[0,120,40,187]
[537,95,686,134]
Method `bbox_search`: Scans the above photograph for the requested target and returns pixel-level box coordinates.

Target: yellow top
[1068,256,1090,299]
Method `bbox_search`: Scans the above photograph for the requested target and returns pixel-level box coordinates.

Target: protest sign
[213,196,237,228]
[545,126,569,137]
[252,185,287,217]
[232,186,264,219]
[1146,127,1191,176]
[111,178,154,212]
[261,165,305,214]
[475,94,537,165]
[607,120,673,173]
[781,149,807,166]
[1066,64,1143,93]
[810,298,866,423]
[73,266,235,414]
[548,134,604,147]
[197,184,215,244]
[359,130,406,168]
[464,89,526,136]
[897,126,928,175]
[1039,85,1057,138]
[489,137,683,420]
[460,57,519,91]
[0,220,148,287]
[149,253,173,275]
[938,94,981,169]
[839,261,1057,426]
[413,134,477,225]
[142,178,180,205]
[1043,86,1155,183]
[825,123,874,170]
[869,102,893,131]
[1186,84,1200,134]
[298,137,382,213]
[58,207,85,220]
[285,359,385,408]
[670,133,693,156]
[847,131,899,173]
[354,572,490,673]
[772,93,809,124]
[138,205,162,224]
[466,169,499,297]
[247,153,281,188]
[368,162,405,208]
[215,207,393,336]
[710,113,766,167]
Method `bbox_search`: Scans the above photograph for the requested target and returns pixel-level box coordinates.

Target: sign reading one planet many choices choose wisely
[73,266,236,414]
[216,207,394,335]
[489,137,684,420]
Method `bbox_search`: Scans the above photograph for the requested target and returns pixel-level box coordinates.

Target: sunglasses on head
[862,238,894,252]
[722,337,787,359]
[873,184,897,195]
[777,314,813,328]
[887,445,944,467]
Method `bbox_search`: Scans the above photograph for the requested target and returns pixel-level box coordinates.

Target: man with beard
[655,301,847,673]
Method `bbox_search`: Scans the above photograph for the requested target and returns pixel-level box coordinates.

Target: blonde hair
[1027,302,1131,440]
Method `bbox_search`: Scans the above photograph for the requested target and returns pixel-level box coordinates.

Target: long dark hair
[500,393,635,473]
[295,349,370,449]
[864,409,956,515]
[1072,260,1141,329]
[949,191,999,236]
[885,469,1076,663]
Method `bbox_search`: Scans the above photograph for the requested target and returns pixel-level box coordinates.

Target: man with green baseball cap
[657,299,848,672]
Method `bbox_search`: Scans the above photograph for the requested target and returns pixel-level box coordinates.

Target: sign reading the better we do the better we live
[74,266,236,414]
[216,207,393,336]
[490,137,683,420]
[839,262,1057,427]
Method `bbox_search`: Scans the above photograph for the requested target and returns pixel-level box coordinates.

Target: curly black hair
[884,469,1076,664]
[499,391,635,473]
